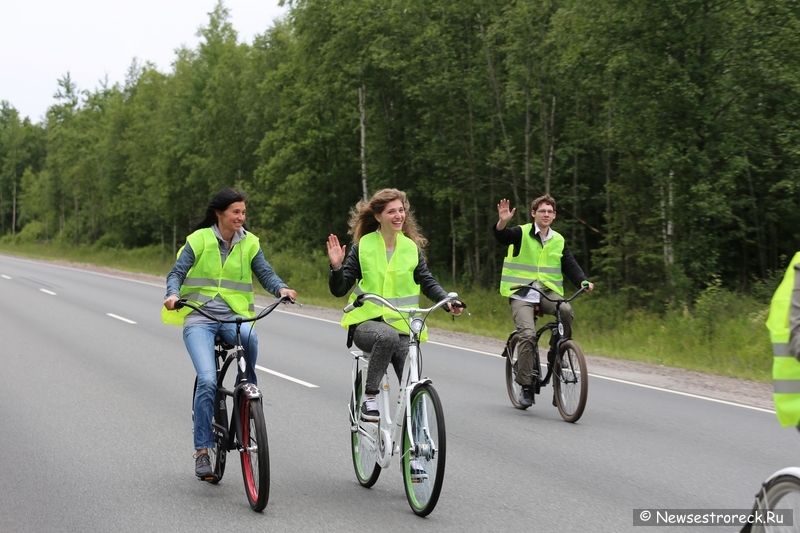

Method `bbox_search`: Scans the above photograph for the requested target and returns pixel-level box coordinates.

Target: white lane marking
[428,340,502,356]
[432,339,772,412]
[255,365,318,388]
[225,306,320,388]
[0,254,162,288]
[1,275,10,279]
[107,313,137,324]
[40,288,57,295]
[276,308,337,324]
[590,374,774,413]
[435,339,773,413]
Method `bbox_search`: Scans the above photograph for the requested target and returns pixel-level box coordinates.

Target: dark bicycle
[177,295,293,512]
[502,283,589,422]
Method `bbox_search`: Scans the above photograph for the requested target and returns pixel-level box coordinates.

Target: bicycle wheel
[554,340,588,423]
[504,335,527,410]
[192,378,226,483]
[402,383,446,517]
[239,396,270,512]
[750,474,800,533]
[350,373,381,487]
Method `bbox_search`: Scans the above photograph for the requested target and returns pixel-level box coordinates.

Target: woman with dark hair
[163,188,297,479]
[327,188,463,427]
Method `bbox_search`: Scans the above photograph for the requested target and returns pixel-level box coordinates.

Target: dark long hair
[192,188,249,232]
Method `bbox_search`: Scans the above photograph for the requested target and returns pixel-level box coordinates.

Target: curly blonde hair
[347,188,428,252]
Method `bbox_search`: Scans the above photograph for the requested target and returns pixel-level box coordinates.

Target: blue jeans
[184,321,259,450]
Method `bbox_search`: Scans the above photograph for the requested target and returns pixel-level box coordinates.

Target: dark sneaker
[409,458,428,481]
[360,395,379,422]
[195,452,213,479]
[518,386,533,408]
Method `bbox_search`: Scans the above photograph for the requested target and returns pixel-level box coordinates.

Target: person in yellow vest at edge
[494,195,594,409]
[162,188,297,480]
[767,252,800,428]
[326,188,464,479]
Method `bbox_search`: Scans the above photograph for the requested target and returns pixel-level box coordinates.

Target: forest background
[1,0,797,382]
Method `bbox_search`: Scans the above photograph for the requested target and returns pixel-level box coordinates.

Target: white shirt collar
[534,223,551,243]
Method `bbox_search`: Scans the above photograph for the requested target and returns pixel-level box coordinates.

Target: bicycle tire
[554,340,588,423]
[749,474,800,533]
[239,396,270,512]
[350,373,381,487]
[504,335,528,410]
[192,377,226,483]
[402,383,446,517]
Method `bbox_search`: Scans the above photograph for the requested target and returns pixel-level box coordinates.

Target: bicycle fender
[240,383,262,400]
[555,337,572,353]
[740,468,800,533]
[232,384,263,447]
[501,331,519,358]
[762,466,800,485]
[406,379,433,400]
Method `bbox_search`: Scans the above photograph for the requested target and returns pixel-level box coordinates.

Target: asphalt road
[0,253,794,532]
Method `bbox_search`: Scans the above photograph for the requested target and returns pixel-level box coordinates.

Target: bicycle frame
[503,284,588,380]
[179,296,292,451]
[350,344,431,469]
[212,339,263,453]
[347,293,457,469]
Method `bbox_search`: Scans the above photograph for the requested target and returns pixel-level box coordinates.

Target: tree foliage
[1,0,799,310]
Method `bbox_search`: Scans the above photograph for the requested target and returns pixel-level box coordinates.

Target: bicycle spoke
[239,397,270,511]
[554,340,588,423]
[402,384,446,516]
[351,374,381,487]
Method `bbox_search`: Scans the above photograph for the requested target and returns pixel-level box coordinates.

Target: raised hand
[327,234,347,270]
[496,198,516,229]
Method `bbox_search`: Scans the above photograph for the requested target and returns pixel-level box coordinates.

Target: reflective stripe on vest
[499,224,565,297]
[341,231,426,341]
[184,277,254,293]
[162,228,260,326]
[768,252,800,426]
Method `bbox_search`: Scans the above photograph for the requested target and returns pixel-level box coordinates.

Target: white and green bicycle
[346,292,463,517]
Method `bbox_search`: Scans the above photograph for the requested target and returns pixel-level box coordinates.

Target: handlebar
[175,294,295,323]
[343,292,464,316]
[508,282,590,304]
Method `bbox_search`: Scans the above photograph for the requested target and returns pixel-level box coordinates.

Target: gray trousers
[510,292,574,387]
[353,320,409,394]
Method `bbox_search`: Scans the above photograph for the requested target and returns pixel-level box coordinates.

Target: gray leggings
[353,320,408,394]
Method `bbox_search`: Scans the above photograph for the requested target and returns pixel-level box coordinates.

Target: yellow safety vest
[341,231,426,341]
[162,228,260,326]
[767,251,800,427]
[499,224,565,297]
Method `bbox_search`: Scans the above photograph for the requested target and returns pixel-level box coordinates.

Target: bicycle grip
[343,294,365,313]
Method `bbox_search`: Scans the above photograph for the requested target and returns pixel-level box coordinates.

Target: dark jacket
[493,223,588,296]
[329,242,448,304]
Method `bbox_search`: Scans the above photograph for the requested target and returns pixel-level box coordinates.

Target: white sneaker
[409,458,428,480]
[360,395,379,422]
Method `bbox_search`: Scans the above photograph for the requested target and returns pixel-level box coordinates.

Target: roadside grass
[0,242,773,382]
